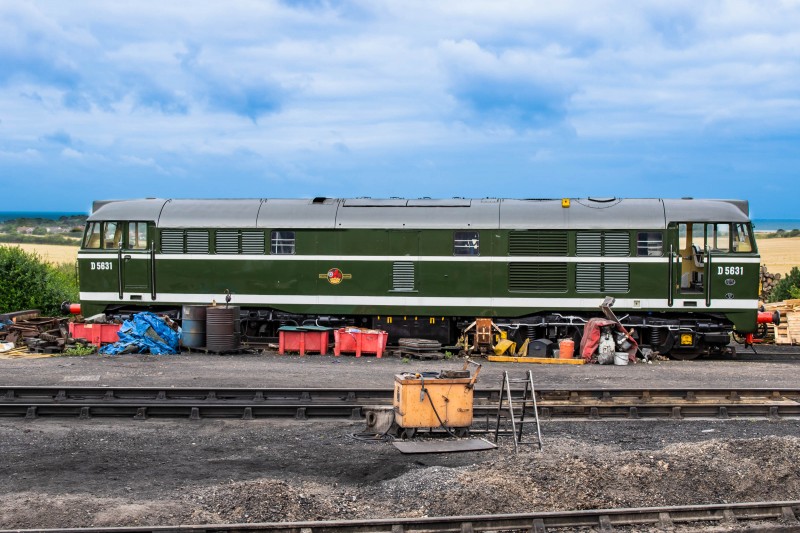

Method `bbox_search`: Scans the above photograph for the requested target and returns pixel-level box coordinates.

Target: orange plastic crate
[278,326,332,355]
[334,328,388,358]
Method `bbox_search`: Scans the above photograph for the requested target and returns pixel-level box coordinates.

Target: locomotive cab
[672,221,755,297]
[664,214,758,357]
[78,198,164,316]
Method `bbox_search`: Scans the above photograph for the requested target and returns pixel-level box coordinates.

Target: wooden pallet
[764,300,800,345]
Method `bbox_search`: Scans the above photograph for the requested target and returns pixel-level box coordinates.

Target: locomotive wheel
[668,349,702,361]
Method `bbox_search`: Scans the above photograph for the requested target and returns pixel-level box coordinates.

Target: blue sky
[1,1,799,218]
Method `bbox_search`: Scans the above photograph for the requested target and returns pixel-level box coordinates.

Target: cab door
[671,222,707,306]
[122,221,152,295]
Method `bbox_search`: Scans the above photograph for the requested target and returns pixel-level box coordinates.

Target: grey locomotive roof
[88,199,168,222]
[662,199,750,224]
[500,198,666,229]
[258,199,339,229]
[336,198,499,229]
[159,199,263,228]
[88,197,751,229]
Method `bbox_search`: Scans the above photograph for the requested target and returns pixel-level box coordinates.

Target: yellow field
[3,243,79,265]
[4,237,799,275]
[756,236,800,276]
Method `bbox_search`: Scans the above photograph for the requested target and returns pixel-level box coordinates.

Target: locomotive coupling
[757,311,780,326]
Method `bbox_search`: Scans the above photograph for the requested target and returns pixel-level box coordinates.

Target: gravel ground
[0,351,799,529]
[1,347,799,389]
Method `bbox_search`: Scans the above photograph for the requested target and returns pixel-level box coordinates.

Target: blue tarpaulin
[99,312,181,355]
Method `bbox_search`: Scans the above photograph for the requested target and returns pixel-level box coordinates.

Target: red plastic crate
[334,328,388,358]
[69,322,121,347]
[278,326,332,355]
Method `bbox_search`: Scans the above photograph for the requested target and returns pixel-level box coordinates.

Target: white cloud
[0,1,799,213]
[60,147,84,159]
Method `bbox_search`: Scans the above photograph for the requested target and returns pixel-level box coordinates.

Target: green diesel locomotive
[76,197,766,358]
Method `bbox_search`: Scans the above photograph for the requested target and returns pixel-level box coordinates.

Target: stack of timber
[398,338,443,360]
[763,299,800,345]
[760,265,782,300]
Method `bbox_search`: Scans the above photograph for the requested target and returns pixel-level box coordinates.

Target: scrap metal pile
[0,310,91,357]
[0,308,188,357]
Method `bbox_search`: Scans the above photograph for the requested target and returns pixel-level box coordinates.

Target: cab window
[103,222,123,249]
[678,223,705,261]
[128,222,148,250]
[83,223,102,249]
[733,223,753,253]
[705,224,730,252]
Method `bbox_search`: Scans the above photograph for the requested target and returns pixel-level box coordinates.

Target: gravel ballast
[0,352,799,528]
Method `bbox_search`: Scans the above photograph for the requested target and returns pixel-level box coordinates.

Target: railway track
[1,386,798,420]
[728,346,800,360]
[1,501,798,533]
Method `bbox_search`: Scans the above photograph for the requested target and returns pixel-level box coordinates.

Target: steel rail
[1,501,798,533]
[0,386,798,420]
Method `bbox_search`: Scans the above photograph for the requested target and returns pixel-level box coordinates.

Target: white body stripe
[77,253,762,264]
[79,291,758,311]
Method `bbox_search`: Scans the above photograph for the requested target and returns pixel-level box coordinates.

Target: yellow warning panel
[487,356,586,365]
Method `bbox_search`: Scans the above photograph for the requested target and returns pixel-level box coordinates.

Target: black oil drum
[181,305,207,348]
[206,306,240,353]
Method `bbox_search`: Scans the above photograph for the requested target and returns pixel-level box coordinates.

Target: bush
[769,266,800,303]
[0,233,80,245]
[0,246,78,315]
[761,228,800,239]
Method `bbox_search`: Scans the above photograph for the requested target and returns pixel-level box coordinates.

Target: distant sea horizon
[0,211,88,222]
[0,211,798,231]
[751,219,800,232]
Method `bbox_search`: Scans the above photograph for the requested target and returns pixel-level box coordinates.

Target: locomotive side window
[128,222,148,250]
[103,222,123,249]
[679,223,705,254]
[636,232,663,256]
[83,223,102,249]
[271,231,295,255]
[705,224,730,252]
[678,223,705,292]
[454,231,479,256]
[732,223,753,253]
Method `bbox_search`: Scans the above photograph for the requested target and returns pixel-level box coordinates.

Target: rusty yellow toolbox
[393,370,477,429]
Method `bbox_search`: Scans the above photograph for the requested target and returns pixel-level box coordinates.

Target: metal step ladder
[493,370,543,453]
